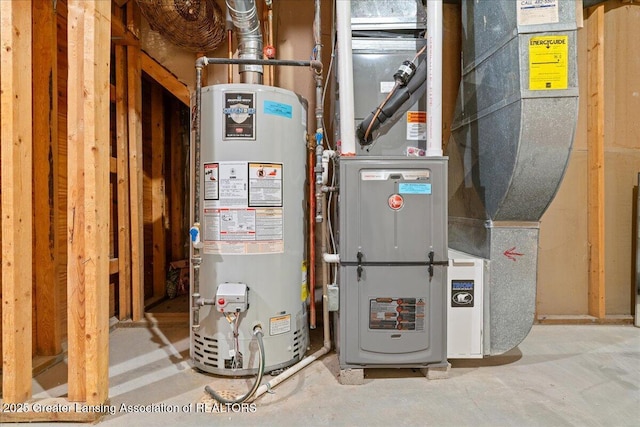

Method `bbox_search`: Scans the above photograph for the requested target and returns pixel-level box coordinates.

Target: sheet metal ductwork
[447,1,579,354]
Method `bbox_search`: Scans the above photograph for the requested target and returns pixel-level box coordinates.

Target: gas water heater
[191,84,309,376]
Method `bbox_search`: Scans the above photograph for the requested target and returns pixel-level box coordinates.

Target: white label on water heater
[217,162,249,208]
[203,161,284,255]
[270,314,291,336]
[249,163,283,207]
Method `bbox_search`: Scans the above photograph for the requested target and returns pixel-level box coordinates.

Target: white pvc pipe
[426,0,443,157]
[336,0,357,155]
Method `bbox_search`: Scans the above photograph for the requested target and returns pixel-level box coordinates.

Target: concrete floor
[30,323,639,426]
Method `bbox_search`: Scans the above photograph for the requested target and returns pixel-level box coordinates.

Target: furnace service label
[406,111,426,141]
[369,297,425,331]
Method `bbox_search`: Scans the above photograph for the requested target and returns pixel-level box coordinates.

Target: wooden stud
[151,84,167,301]
[127,0,145,321]
[170,99,186,261]
[442,3,462,152]
[67,0,111,404]
[56,0,70,354]
[115,43,132,320]
[1,0,34,403]
[586,4,606,319]
[32,0,62,358]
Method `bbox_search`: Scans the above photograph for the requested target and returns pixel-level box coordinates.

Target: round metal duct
[136,0,225,52]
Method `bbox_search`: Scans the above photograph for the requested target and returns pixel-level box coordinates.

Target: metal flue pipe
[226,0,263,84]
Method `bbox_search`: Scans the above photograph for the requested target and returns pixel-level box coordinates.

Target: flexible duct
[226,0,263,84]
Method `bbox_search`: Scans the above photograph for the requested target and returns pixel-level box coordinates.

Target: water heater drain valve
[216,282,249,313]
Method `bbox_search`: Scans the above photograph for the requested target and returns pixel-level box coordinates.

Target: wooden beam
[587,4,606,319]
[67,0,111,404]
[141,52,190,106]
[115,43,132,320]
[1,0,34,403]
[127,0,145,321]
[151,84,167,300]
[32,0,62,358]
[111,12,139,46]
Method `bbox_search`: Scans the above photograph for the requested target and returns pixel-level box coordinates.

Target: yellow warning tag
[529,35,569,90]
[301,261,309,302]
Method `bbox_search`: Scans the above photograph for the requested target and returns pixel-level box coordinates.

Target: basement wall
[537,2,640,316]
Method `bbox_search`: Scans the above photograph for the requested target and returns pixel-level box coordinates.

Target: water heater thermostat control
[215,283,249,313]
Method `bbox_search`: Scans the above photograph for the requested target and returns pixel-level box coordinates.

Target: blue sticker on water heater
[264,100,293,119]
[398,183,431,194]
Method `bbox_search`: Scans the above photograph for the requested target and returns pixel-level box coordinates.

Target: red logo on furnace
[388,194,404,210]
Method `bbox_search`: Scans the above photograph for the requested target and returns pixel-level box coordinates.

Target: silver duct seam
[226,0,263,84]
[447,0,579,355]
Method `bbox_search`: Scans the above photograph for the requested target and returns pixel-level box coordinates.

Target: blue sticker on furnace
[398,183,431,194]
[264,100,293,119]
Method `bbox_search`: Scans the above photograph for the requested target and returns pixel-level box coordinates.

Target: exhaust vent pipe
[226,0,263,84]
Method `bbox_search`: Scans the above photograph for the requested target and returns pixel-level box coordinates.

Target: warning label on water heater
[202,160,284,255]
[369,297,425,331]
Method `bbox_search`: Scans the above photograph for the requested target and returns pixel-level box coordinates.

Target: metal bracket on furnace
[343,250,448,281]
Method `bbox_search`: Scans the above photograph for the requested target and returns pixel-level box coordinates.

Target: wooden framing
[170,98,186,261]
[32,0,62,358]
[1,0,34,403]
[115,43,133,320]
[111,12,140,47]
[141,52,190,106]
[442,3,462,151]
[150,85,167,303]
[586,4,606,319]
[66,0,111,404]
[127,0,145,321]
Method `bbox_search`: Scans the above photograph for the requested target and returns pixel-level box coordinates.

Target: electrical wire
[204,327,265,404]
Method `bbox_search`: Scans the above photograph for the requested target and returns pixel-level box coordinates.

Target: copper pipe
[227,29,233,83]
[308,146,317,329]
[268,7,274,86]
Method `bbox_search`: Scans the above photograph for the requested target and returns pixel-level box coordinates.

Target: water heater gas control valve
[215,282,249,313]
